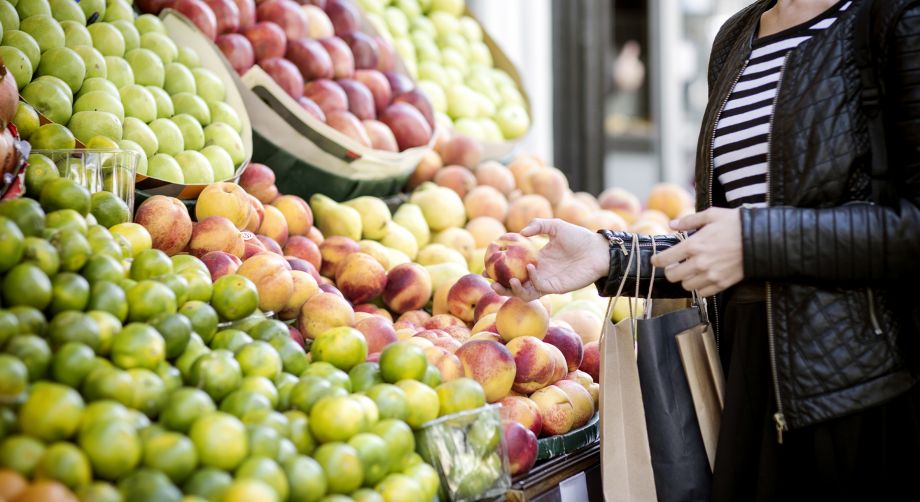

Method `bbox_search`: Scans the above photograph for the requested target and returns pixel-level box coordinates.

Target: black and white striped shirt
[713,0,852,208]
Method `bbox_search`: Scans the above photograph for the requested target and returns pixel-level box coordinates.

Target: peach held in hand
[484,233,538,289]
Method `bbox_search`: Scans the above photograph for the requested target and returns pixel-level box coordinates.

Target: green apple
[442,48,467,76]
[20,14,64,52]
[78,0,104,21]
[140,32,177,65]
[394,0,420,18]
[77,76,118,98]
[430,0,464,16]
[192,67,224,104]
[357,0,384,14]
[430,11,460,36]
[203,122,244,166]
[413,37,440,64]
[125,48,164,87]
[21,78,72,124]
[37,46,86,92]
[2,31,39,68]
[495,104,529,140]
[453,117,484,140]
[476,91,495,118]
[117,139,147,175]
[74,90,125,121]
[61,20,92,48]
[146,85,174,118]
[417,61,449,89]
[36,75,73,102]
[498,83,524,107]
[466,71,500,105]
[177,46,199,68]
[200,145,234,181]
[134,13,165,35]
[112,19,139,52]
[459,16,481,42]
[122,117,159,157]
[434,111,452,130]
[438,33,468,57]
[208,102,242,132]
[103,0,132,22]
[419,0,432,12]
[148,118,185,156]
[469,41,491,67]
[74,45,107,79]
[174,150,213,184]
[164,62,196,95]
[104,55,134,87]
[383,7,409,36]
[170,113,204,151]
[444,66,463,86]
[68,110,123,143]
[50,0,85,23]
[119,84,158,123]
[365,13,389,40]
[393,37,415,64]
[490,68,515,88]
[0,1,19,32]
[16,0,49,19]
[29,122,76,149]
[417,80,446,114]
[0,46,32,89]
[88,22,125,57]
[478,117,503,142]
[146,153,184,183]
[171,92,210,126]
[12,101,39,139]
[411,16,436,37]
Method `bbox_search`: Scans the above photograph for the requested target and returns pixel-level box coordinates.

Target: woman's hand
[490,218,611,301]
[650,207,744,297]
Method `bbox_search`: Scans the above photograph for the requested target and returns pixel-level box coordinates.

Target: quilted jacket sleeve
[741,6,920,283]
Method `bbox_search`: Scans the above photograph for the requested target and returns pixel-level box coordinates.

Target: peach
[585,210,628,232]
[505,195,553,233]
[242,235,267,259]
[555,380,595,428]
[432,282,452,316]
[239,162,277,204]
[425,314,466,330]
[286,257,321,282]
[335,252,387,304]
[424,346,462,381]
[406,149,443,191]
[413,329,446,343]
[499,396,543,436]
[354,315,397,354]
[598,187,641,224]
[416,244,467,268]
[475,160,515,195]
[353,241,387,269]
[455,339,516,403]
[543,325,584,372]
[196,182,254,230]
[579,341,599,382]
[271,194,314,236]
[554,310,603,344]
[289,325,305,348]
[258,205,290,246]
[464,186,508,221]
[256,235,284,255]
[588,383,599,407]
[397,310,431,327]
[554,198,591,227]
[354,303,393,321]
[307,225,324,245]
[646,182,693,219]
[283,235,322,270]
[529,385,575,436]
[546,343,568,384]
[238,252,294,313]
[446,274,493,323]
[245,194,264,233]
[405,337,435,350]
[484,232,538,289]
[470,331,503,343]
[473,293,507,323]
[497,297,549,342]
[383,263,432,314]
[506,336,556,394]
[319,236,360,278]
[434,165,477,198]
[134,195,193,256]
[354,312,374,323]
[630,220,670,236]
[466,216,507,249]
[433,228,476,260]
[508,156,542,193]
[395,328,417,340]
[201,251,242,281]
[443,325,471,342]
[432,336,462,353]
[574,192,600,211]
[279,269,320,320]
[440,134,482,169]
[470,313,498,335]
[565,369,595,389]
[298,291,355,339]
[502,420,538,476]
[528,167,569,207]
[189,216,245,258]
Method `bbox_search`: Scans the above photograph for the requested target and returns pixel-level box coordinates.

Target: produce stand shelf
[536,413,599,461]
[497,442,602,501]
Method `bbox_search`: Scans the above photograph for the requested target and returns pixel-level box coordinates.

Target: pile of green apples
[0,0,247,185]
[357,0,531,143]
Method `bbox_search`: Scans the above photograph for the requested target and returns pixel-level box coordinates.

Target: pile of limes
[0,176,491,501]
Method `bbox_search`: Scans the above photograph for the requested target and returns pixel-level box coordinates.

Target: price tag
[559,471,589,501]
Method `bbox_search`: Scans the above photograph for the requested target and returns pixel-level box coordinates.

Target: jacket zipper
[867,288,884,335]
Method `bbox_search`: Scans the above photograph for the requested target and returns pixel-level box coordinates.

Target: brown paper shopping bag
[676,323,725,471]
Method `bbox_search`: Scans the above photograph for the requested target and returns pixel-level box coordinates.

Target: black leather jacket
[598,0,920,431]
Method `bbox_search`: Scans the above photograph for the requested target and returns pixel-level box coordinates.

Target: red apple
[384,71,413,96]
[354,69,391,114]
[394,88,435,129]
[174,0,218,40]
[379,102,432,151]
[256,0,309,39]
[203,0,240,34]
[323,0,359,35]
[337,78,375,120]
[233,0,256,29]
[297,97,326,122]
[374,36,395,72]
[285,38,333,80]
[242,22,286,62]
[326,110,371,147]
[303,79,348,114]
[260,57,304,98]
[318,37,355,79]
[217,34,255,74]
[362,120,397,152]
[340,32,378,70]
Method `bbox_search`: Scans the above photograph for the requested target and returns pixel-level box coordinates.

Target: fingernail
[669,220,679,227]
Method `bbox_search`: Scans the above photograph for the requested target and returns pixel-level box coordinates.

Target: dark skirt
[710,289,920,502]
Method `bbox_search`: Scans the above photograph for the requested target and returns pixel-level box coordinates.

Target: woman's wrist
[591,232,612,281]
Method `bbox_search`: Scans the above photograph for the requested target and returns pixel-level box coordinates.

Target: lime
[436,378,486,417]
[34,441,92,489]
[181,270,213,303]
[0,311,18,347]
[247,424,282,459]
[178,301,219,342]
[49,227,91,272]
[49,273,91,314]
[29,124,76,151]
[235,457,288,501]
[421,364,441,388]
[240,409,288,436]
[188,349,242,402]
[310,395,365,443]
[143,431,198,484]
[155,361,182,393]
[127,367,167,417]
[284,456,327,502]
[314,442,364,494]
[87,310,121,356]
[210,329,253,353]
[174,333,209,381]
[349,362,383,393]
[454,453,503,499]
[158,273,189,306]
[374,474,423,502]
[189,412,248,471]
[87,227,125,260]
[88,281,129,322]
[20,236,60,276]
[79,401,131,434]
[0,354,28,401]
[40,177,91,215]
[81,366,134,406]
[183,468,232,501]
[370,420,414,472]
[301,362,352,392]
[90,191,130,228]
[50,342,96,388]
[468,414,501,457]
[288,376,334,415]
[351,394,379,431]
[78,420,141,480]
[364,384,409,422]
[117,469,182,502]
[25,154,61,197]
[2,263,51,309]
[160,387,215,433]
[311,327,368,372]
[247,319,289,342]
[239,376,279,408]
[220,479,278,502]
[0,198,44,238]
[130,248,172,281]
[275,372,298,410]
[235,340,282,379]
[211,274,258,321]
[171,254,208,276]
[284,410,316,456]
[395,380,438,429]
[111,323,165,370]
[403,463,440,501]
[278,438,298,464]
[81,254,125,284]
[0,217,24,273]
[109,222,151,257]
[149,312,192,359]
[348,433,390,487]
[269,335,309,376]
[76,481,123,502]
[45,208,88,234]
[379,343,427,383]
[218,390,272,419]
[0,435,45,477]
[126,280,177,322]
[47,311,100,350]
[4,335,51,381]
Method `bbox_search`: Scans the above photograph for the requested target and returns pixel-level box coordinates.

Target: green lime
[210,329,252,353]
[0,198,45,237]
[45,208,87,234]
[0,353,29,400]
[0,435,46,477]
[30,123,76,151]
[269,335,309,376]
[219,390,272,419]
[77,482,123,502]
[117,469,182,502]
[79,401,132,436]
[158,274,189,307]
[188,412,248,471]
[156,360,182,393]
[25,153,60,198]
[349,362,383,393]
[239,376,279,408]
[235,457,288,501]
[34,441,92,489]
[364,384,409,422]
[10,306,46,336]
[247,319,289,342]
[130,248,172,281]
[127,367,167,417]
[183,468,232,501]
[87,310,122,355]
[313,442,364,494]
[79,419,141,481]
[247,424,283,459]
[149,312,192,359]
[309,395,365,443]
[49,272,90,314]
[284,410,316,456]
[187,349,242,402]
[0,310,21,348]
[284,456,327,502]
[126,280,177,322]
[90,191,131,228]
[302,362,351,392]
[421,364,441,388]
[87,226,125,259]
[142,431,198,484]
[436,377,487,417]
[288,375,334,415]
[348,433,390,487]
[160,387,215,434]
[111,322,165,370]
[18,382,84,442]
[275,372,299,410]
[369,420,414,471]
[240,409,288,436]
[310,327,368,372]
[236,340,282,379]
[171,254,208,276]
[2,262,51,309]
[211,274,258,321]
[181,270,212,303]
[178,300,218,343]
[0,217,24,273]
[81,366,134,406]
[49,227,92,272]
[81,254,125,283]
[87,281,128,322]
[379,342,427,383]
[20,236,60,276]
[4,334,51,381]
[50,342,97,388]
[40,177,91,215]
[48,311,100,350]
[174,333,208,381]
